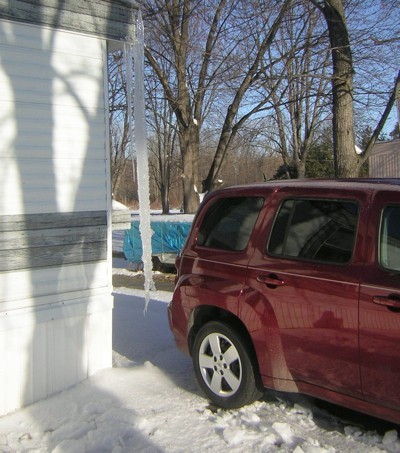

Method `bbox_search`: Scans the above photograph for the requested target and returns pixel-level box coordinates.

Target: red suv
[168,179,400,423]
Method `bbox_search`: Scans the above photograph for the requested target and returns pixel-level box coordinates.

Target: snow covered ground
[1,222,400,452]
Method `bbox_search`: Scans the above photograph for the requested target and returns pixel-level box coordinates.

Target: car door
[245,188,368,397]
[359,191,400,411]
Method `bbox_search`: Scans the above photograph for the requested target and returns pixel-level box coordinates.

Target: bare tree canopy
[132,0,399,211]
[140,0,293,211]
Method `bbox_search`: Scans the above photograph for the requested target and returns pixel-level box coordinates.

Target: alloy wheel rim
[198,332,242,397]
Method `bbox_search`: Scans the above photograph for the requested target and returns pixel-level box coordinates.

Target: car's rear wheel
[192,321,262,409]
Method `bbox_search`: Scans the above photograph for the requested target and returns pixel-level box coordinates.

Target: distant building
[370,139,400,177]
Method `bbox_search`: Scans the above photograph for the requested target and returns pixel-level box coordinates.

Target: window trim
[378,205,400,274]
[195,195,264,252]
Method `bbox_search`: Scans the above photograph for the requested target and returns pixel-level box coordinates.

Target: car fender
[238,286,298,392]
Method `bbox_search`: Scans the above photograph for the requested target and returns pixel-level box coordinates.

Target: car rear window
[268,198,358,264]
[380,206,400,272]
[197,196,264,251]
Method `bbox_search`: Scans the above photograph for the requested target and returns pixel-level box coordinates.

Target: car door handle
[256,275,285,287]
[372,295,400,309]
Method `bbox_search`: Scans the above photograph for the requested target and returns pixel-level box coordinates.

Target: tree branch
[362,69,400,161]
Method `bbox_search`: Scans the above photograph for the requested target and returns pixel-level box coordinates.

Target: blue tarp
[123,221,192,262]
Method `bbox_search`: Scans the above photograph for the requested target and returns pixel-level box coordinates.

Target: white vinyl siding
[0,20,107,215]
[0,295,111,413]
[0,262,110,310]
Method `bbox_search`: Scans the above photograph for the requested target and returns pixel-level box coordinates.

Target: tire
[192,321,262,409]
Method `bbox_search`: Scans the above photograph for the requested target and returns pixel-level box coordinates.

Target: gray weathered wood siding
[0,211,107,272]
[0,0,137,42]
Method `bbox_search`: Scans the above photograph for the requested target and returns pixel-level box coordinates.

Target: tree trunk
[180,122,200,213]
[160,182,170,214]
[316,0,359,177]
[297,159,306,179]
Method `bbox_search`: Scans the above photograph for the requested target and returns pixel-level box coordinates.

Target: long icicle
[125,11,155,313]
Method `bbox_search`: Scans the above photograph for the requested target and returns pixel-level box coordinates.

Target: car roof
[207,178,400,199]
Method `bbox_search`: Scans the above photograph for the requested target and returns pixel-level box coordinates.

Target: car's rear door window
[379,206,400,272]
[197,196,264,251]
[268,198,358,264]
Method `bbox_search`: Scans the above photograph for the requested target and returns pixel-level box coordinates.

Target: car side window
[197,196,264,251]
[380,206,400,272]
[268,198,358,264]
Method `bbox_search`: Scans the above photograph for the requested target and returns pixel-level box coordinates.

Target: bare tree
[309,0,357,176]
[201,0,293,193]
[311,0,400,176]
[140,0,398,200]
[146,69,179,213]
[108,51,132,198]
[141,0,292,212]
[261,1,332,178]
